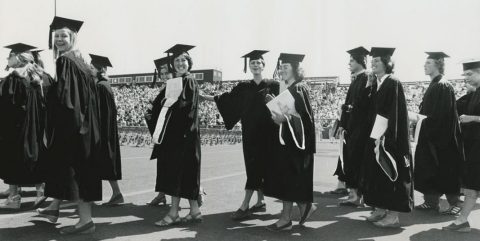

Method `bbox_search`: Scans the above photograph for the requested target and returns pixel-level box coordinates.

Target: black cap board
[369,47,395,57]
[347,46,370,56]
[425,52,450,60]
[241,50,268,73]
[463,60,480,71]
[278,53,305,65]
[89,54,113,68]
[4,43,36,54]
[49,16,84,49]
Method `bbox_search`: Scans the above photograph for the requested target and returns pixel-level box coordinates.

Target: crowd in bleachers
[113,79,468,146]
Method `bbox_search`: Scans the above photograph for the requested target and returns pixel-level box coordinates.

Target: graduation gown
[360,75,414,212]
[264,81,316,203]
[96,75,122,181]
[214,79,279,190]
[44,52,102,202]
[461,88,480,190]
[0,70,53,185]
[414,75,464,195]
[333,71,370,189]
[150,74,201,200]
[457,92,473,116]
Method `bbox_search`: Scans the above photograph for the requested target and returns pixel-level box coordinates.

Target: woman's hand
[459,114,479,123]
[271,111,287,125]
[366,72,375,88]
[265,94,275,103]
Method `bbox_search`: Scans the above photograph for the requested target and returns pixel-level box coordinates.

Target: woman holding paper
[359,48,413,228]
[264,53,316,231]
[200,50,278,221]
[151,44,202,226]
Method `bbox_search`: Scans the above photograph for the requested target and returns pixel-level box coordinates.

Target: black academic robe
[96,75,122,181]
[360,75,414,212]
[150,73,201,200]
[457,92,473,116]
[0,71,53,185]
[214,80,279,190]
[264,81,316,203]
[461,88,480,191]
[333,71,369,189]
[44,52,102,202]
[414,75,464,195]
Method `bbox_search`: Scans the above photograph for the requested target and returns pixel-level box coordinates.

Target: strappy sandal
[182,212,203,224]
[441,206,461,215]
[414,203,439,211]
[154,214,181,227]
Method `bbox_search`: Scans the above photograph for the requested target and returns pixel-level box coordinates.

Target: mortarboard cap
[89,54,113,68]
[49,16,84,49]
[4,43,36,54]
[164,44,195,57]
[154,56,171,72]
[347,46,370,56]
[278,53,305,65]
[462,60,480,71]
[241,50,268,73]
[369,47,395,57]
[425,52,449,60]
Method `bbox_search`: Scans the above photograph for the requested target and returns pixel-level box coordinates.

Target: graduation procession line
[0,170,246,221]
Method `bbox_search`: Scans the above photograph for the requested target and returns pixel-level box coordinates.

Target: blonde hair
[53,28,78,60]
[12,52,45,86]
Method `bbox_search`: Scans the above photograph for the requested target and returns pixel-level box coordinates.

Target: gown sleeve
[214,83,250,130]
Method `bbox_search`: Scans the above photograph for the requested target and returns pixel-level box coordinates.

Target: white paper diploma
[165,77,183,103]
[266,90,297,116]
[370,114,388,139]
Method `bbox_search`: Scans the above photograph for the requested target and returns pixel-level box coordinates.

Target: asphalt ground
[0,142,479,241]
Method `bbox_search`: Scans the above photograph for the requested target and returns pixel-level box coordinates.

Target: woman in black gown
[265,53,316,231]
[0,43,53,210]
[444,61,480,232]
[200,50,278,220]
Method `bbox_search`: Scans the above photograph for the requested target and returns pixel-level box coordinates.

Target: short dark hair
[351,55,367,69]
[171,52,193,72]
[380,56,395,74]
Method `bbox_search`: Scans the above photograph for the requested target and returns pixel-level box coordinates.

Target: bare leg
[240,189,254,210]
[275,201,293,226]
[188,199,200,215]
[255,190,265,206]
[9,185,19,197]
[455,189,479,224]
[35,183,45,197]
[167,196,181,218]
[108,180,122,197]
[76,200,93,227]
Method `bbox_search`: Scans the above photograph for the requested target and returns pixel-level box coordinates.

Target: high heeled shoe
[147,195,167,206]
[60,221,95,234]
[36,208,60,223]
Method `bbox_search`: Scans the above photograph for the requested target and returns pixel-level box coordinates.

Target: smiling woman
[40,16,101,235]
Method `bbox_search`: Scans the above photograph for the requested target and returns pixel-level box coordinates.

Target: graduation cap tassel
[273,59,280,79]
[5,65,9,71]
[48,26,53,49]
[243,57,247,73]
[151,69,157,88]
